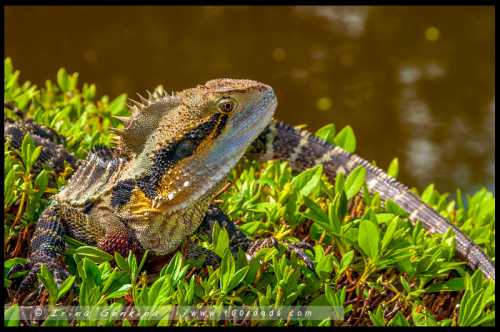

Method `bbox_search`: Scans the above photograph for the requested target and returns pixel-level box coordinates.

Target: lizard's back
[55,146,128,207]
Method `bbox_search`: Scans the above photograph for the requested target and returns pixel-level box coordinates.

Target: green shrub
[3,58,495,327]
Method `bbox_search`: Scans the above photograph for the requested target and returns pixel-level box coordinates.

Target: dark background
[4,6,495,195]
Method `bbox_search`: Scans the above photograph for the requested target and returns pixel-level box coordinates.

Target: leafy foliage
[3,58,495,326]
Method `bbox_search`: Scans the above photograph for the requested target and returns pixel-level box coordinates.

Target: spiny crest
[126,85,179,117]
[110,85,182,155]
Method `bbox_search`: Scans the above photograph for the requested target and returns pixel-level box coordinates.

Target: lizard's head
[115,79,276,214]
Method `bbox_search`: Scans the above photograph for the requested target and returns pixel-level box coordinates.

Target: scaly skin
[6,79,494,297]
[249,121,495,280]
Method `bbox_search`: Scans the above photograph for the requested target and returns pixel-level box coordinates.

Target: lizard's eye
[217,97,237,114]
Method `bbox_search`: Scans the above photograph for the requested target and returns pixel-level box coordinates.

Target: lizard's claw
[285,243,315,271]
[246,237,316,271]
[9,260,70,301]
[182,240,222,268]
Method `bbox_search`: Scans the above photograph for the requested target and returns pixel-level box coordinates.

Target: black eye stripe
[111,113,222,206]
[141,114,221,198]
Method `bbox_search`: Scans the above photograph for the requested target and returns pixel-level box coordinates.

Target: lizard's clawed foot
[285,241,315,270]
[246,237,315,270]
[182,240,222,268]
[9,260,70,301]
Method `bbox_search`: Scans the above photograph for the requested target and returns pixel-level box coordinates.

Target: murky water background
[5,6,495,195]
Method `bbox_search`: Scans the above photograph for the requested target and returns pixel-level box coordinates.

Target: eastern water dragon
[5,79,495,297]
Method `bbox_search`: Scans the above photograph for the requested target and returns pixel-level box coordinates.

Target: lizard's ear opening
[217,97,238,114]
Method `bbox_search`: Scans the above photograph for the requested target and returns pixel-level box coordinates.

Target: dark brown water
[5,6,495,195]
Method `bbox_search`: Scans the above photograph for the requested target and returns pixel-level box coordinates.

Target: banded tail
[248,121,495,280]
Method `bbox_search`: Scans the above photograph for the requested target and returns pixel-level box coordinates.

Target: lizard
[6,79,495,298]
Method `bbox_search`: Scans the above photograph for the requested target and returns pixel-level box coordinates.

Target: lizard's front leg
[181,204,253,268]
[192,204,315,270]
[197,204,252,253]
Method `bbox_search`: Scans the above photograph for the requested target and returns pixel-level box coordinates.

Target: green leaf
[327,201,342,236]
[30,146,42,167]
[400,276,411,293]
[340,250,354,270]
[228,266,249,294]
[82,258,101,285]
[315,124,336,144]
[375,213,395,224]
[456,188,464,210]
[4,304,20,326]
[245,257,260,284]
[369,306,385,326]
[315,254,334,278]
[127,252,138,283]
[381,216,399,254]
[137,250,149,278]
[239,221,261,234]
[4,168,18,209]
[325,285,346,308]
[333,190,348,222]
[114,252,130,273]
[5,257,28,277]
[220,251,235,294]
[213,224,230,258]
[334,171,345,195]
[426,277,464,293]
[412,310,437,326]
[292,164,323,197]
[34,169,49,193]
[105,284,132,300]
[69,72,79,91]
[108,94,128,115]
[21,134,34,170]
[5,57,14,78]
[358,219,379,260]
[344,165,366,199]
[57,68,70,92]
[3,304,21,326]
[160,252,186,283]
[334,125,356,153]
[83,83,97,101]
[37,264,58,304]
[57,275,76,301]
[421,184,435,204]
[387,158,399,179]
[303,196,335,235]
[389,312,410,326]
[385,199,409,217]
[74,246,113,263]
